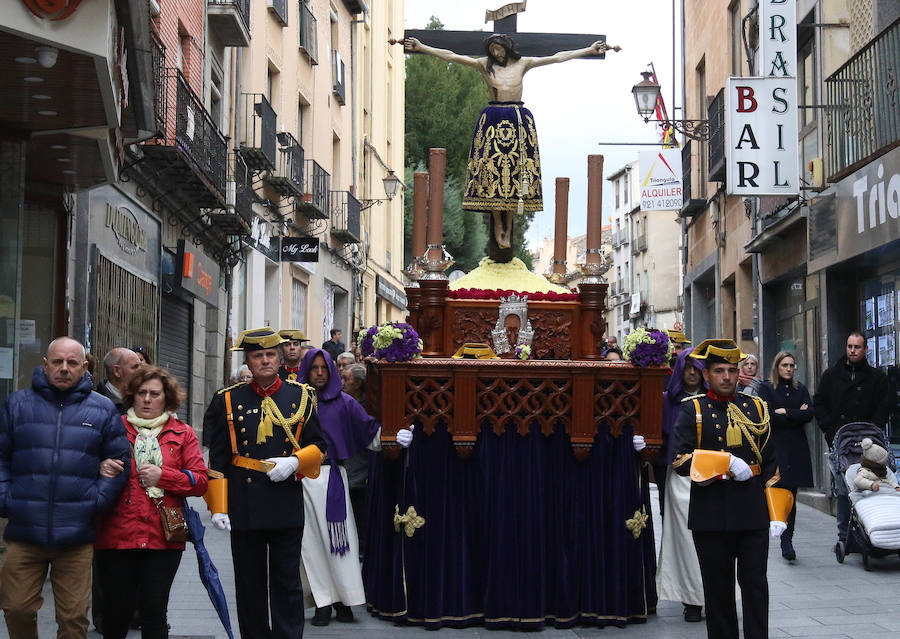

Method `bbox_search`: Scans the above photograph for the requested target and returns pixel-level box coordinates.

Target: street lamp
[631,69,710,142]
[360,170,403,210]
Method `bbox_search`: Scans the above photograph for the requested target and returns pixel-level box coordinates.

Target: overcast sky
[403,0,683,250]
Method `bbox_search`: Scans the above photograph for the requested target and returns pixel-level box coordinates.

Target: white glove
[728,455,753,481]
[632,435,646,452]
[769,520,787,538]
[211,513,231,532]
[266,456,300,482]
[397,425,414,448]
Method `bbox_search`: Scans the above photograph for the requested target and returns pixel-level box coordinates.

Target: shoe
[781,540,796,561]
[311,606,332,626]
[683,604,702,622]
[334,602,354,623]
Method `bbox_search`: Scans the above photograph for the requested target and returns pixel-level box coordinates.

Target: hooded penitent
[661,347,707,464]
[298,348,380,554]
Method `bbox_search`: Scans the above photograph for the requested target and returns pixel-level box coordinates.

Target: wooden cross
[403,1,609,59]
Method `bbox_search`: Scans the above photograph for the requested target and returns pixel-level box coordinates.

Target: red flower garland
[447,288,579,301]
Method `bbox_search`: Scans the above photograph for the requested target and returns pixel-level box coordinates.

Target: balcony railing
[266,132,304,197]
[299,1,318,64]
[268,0,287,25]
[150,32,166,132]
[146,68,227,207]
[332,50,346,105]
[297,159,330,218]
[632,234,647,253]
[237,93,277,172]
[207,0,251,47]
[707,88,726,182]
[212,153,252,235]
[680,140,704,217]
[330,190,361,243]
[825,18,900,181]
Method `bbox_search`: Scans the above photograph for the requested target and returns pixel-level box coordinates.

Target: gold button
[283,451,289,455]
[243,440,249,446]
[716,425,721,429]
[292,403,297,409]
[241,428,246,433]
[707,403,712,408]
[246,478,252,483]
[244,453,250,457]
[284,437,290,443]
[743,403,748,407]
[711,413,717,418]
[237,405,243,410]
[238,416,244,422]
[718,436,724,442]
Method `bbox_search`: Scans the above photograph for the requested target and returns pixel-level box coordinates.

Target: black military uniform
[278,328,310,382]
[205,328,325,639]
[672,339,779,639]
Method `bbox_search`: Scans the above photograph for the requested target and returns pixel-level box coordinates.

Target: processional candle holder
[577,248,612,286]
[544,260,580,287]
[419,244,454,281]
[402,256,425,286]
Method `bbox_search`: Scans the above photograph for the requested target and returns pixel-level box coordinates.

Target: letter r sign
[736,86,758,112]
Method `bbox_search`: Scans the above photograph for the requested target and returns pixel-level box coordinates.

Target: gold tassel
[726,421,743,448]
[257,399,274,444]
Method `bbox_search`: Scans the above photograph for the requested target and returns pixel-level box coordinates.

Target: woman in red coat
[95,366,208,639]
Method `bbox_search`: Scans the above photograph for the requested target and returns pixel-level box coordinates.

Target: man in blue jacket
[0,337,130,639]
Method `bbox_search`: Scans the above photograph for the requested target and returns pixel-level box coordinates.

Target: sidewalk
[30,489,900,639]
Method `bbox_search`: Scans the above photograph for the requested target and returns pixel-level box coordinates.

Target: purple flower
[360,322,422,362]
[629,330,671,367]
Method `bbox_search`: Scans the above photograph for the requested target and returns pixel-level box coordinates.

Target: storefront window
[772,277,809,384]
[0,141,25,403]
[860,276,899,445]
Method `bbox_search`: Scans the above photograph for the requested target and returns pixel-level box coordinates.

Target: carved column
[418,279,448,356]
[405,286,422,332]
[579,283,608,360]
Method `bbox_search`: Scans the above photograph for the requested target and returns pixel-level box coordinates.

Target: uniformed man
[278,329,310,382]
[665,329,692,357]
[672,339,789,639]
[204,327,326,639]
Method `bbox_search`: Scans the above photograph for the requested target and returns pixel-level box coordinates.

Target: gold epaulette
[216,381,248,395]
[681,393,704,403]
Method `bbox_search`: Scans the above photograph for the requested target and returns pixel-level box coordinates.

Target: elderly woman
[737,354,762,395]
[656,347,707,623]
[759,351,813,561]
[95,366,208,639]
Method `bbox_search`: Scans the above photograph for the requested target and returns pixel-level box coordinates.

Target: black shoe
[781,540,796,561]
[683,604,702,622]
[311,606,332,626]
[334,602,354,623]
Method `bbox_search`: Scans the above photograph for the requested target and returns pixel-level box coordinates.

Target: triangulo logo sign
[639,149,683,211]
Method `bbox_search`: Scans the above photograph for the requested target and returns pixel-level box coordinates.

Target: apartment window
[615,180,620,209]
[624,172,630,206]
[730,1,743,76]
[798,30,816,129]
[696,59,708,197]
[210,55,224,130]
[291,278,307,332]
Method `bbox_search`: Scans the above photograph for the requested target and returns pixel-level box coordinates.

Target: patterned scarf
[127,408,169,499]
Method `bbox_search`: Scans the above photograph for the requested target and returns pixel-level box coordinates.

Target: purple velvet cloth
[299,349,380,554]
[661,347,707,464]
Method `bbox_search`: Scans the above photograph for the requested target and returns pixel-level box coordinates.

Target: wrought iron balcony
[632,234,647,254]
[265,132,304,197]
[299,1,318,64]
[268,0,287,26]
[297,159,330,219]
[208,0,250,47]
[680,140,704,217]
[143,67,227,208]
[330,190,361,243]
[211,153,252,236]
[332,50,346,105]
[237,93,277,172]
[825,18,900,181]
[232,153,254,228]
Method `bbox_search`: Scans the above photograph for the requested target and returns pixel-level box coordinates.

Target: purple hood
[661,347,708,464]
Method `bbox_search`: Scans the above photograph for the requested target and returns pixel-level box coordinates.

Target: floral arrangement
[622,328,672,367]
[360,322,423,362]
[514,344,532,361]
[448,257,569,294]
[447,288,579,301]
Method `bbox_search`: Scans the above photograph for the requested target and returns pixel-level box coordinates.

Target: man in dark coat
[813,331,894,544]
[278,329,310,382]
[322,329,345,362]
[0,337,130,639]
[96,347,142,414]
[672,339,785,639]
[204,327,327,639]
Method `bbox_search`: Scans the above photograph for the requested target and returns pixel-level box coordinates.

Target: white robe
[656,468,705,606]
[300,465,366,608]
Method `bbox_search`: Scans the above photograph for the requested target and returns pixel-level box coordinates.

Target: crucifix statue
[400,2,619,261]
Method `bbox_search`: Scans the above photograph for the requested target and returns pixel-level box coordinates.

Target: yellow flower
[449,257,568,294]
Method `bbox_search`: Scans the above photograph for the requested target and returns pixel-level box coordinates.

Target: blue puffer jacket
[0,367,130,547]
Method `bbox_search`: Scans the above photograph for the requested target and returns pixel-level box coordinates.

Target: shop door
[158,294,192,411]
[93,252,158,382]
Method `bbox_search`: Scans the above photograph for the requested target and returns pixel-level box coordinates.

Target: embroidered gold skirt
[462,101,543,213]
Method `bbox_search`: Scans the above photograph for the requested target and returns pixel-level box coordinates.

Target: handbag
[154,498,188,544]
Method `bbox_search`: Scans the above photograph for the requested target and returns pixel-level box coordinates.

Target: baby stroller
[830,422,900,570]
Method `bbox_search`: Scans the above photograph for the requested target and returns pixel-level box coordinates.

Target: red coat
[95,414,208,550]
